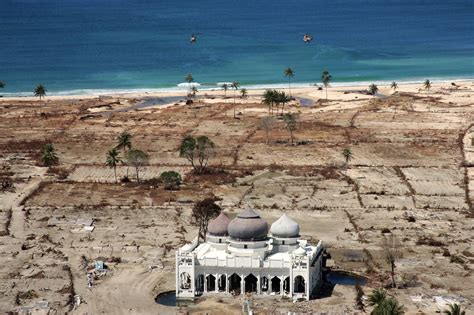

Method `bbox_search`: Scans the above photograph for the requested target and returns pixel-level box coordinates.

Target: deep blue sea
[1,0,473,95]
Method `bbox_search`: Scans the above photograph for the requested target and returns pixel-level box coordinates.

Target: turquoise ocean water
[1,0,473,95]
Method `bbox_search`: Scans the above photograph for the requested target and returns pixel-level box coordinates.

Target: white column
[241,274,245,295]
[257,276,261,294]
[280,276,284,295]
[215,274,219,293]
[226,273,229,294]
[204,274,207,292]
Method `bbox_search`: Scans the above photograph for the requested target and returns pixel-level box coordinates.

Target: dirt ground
[0,81,473,314]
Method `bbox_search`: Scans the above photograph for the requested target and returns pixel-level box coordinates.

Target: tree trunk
[136,167,139,182]
[114,166,117,183]
[288,78,291,97]
[326,86,328,100]
[391,262,396,288]
[266,130,269,144]
[290,130,293,145]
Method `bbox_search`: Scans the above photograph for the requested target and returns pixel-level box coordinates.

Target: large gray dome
[270,213,300,238]
[208,212,230,236]
[228,209,269,241]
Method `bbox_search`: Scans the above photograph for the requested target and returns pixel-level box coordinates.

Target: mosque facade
[175,209,325,300]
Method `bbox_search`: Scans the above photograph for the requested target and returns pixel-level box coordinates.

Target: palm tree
[240,88,248,99]
[342,148,352,166]
[321,70,332,100]
[0,81,5,97]
[374,297,405,315]
[191,86,198,100]
[369,84,379,96]
[221,83,229,99]
[116,131,132,177]
[185,73,194,84]
[368,288,387,308]
[34,85,46,100]
[424,79,431,93]
[277,91,290,115]
[231,81,240,118]
[284,68,295,98]
[41,143,59,166]
[106,148,121,183]
[262,90,276,116]
[443,303,466,315]
[391,81,398,91]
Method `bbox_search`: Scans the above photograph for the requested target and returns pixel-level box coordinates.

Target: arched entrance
[294,275,305,293]
[196,274,204,294]
[261,276,269,292]
[244,274,258,293]
[218,274,226,292]
[271,277,281,293]
[283,277,290,293]
[229,273,241,295]
[206,274,216,292]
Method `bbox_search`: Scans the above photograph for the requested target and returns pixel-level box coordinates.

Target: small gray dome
[270,213,299,238]
[208,212,230,236]
[228,209,268,241]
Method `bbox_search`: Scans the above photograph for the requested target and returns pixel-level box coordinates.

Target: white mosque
[175,209,325,300]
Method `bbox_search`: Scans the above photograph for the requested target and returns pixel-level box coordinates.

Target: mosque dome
[270,213,300,238]
[208,212,231,236]
[293,246,306,256]
[228,209,269,241]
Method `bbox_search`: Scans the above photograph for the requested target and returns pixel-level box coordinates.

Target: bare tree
[125,149,149,182]
[382,235,403,288]
[191,198,221,242]
[179,135,216,174]
[283,113,298,145]
[259,116,274,144]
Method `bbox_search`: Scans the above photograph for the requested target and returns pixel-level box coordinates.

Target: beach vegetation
[160,171,182,190]
[259,116,275,144]
[221,83,229,99]
[391,81,398,91]
[369,84,379,96]
[116,132,132,177]
[283,113,298,145]
[240,88,248,99]
[277,91,291,115]
[179,135,216,174]
[105,148,121,183]
[41,143,59,167]
[443,303,466,315]
[185,73,194,83]
[262,89,279,116]
[321,70,332,100]
[342,148,353,169]
[284,67,295,97]
[0,81,4,97]
[191,197,221,242]
[34,84,46,100]
[424,79,431,93]
[190,86,198,100]
[382,235,402,288]
[125,149,149,183]
[368,288,404,315]
[231,81,240,118]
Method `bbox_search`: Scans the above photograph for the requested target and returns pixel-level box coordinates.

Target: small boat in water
[190,34,197,43]
[303,33,313,43]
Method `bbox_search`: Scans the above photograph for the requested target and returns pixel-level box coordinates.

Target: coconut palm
[277,91,290,115]
[284,67,295,97]
[106,148,121,183]
[116,131,132,177]
[221,83,229,99]
[342,148,352,166]
[443,303,466,315]
[240,88,248,99]
[34,84,46,100]
[191,86,198,100]
[185,74,194,83]
[424,79,431,93]
[369,84,379,96]
[391,81,398,91]
[373,297,405,315]
[231,81,240,118]
[0,81,5,97]
[41,143,59,167]
[262,89,276,116]
[321,70,332,100]
[368,288,387,307]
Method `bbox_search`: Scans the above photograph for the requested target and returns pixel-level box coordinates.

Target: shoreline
[0,79,472,103]
[0,78,473,100]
